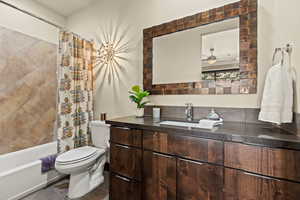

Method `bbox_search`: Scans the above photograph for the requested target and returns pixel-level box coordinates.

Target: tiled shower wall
[0,26,57,155]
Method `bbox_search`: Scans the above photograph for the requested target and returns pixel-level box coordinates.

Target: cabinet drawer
[111,127,142,147]
[110,173,141,200]
[143,131,223,164]
[224,168,300,200]
[110,143,142,180]
[224,142,300,182]
[177,158,224,200]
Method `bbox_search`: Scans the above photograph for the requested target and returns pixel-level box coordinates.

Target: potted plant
[129,85,150,118]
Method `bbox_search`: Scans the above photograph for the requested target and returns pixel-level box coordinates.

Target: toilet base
[68,157,106,199]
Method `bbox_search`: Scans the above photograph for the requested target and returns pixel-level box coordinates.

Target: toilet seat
[56,146,104,165]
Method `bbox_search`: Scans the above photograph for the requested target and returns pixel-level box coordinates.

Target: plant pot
[136,108,144,118]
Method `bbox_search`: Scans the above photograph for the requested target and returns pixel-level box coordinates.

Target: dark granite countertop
[106,116,300,151]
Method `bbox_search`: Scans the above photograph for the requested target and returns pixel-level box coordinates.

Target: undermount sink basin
[160,120,223,130]
[160,121,203,128]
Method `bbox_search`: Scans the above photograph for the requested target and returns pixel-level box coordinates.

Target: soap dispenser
[207,109,221,121]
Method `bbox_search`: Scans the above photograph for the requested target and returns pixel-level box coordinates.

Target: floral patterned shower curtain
[57,31,95,152]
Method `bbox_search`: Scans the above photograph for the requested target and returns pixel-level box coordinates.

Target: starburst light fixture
[94,22,134,84]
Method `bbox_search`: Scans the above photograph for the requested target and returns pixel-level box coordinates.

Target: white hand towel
[198,119,223,129]
[258,63,293,124]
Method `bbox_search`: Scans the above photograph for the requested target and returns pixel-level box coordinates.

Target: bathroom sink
[160,120,222,130]
[160,121,203,128]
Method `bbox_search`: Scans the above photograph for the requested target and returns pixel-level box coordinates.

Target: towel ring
[272,48,284,66]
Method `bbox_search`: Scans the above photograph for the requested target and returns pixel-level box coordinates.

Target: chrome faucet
[185,103,193,121]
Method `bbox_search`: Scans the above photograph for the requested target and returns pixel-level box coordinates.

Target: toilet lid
[56,146,99,164]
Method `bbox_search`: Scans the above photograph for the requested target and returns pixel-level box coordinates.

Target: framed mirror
[143,0,257,95]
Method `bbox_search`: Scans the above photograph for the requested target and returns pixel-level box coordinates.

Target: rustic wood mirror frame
[143,0,257,95]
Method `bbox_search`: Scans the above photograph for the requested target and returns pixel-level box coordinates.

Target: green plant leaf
[132,85,140,93]
[136,93,144,99]
[129,95,140,104]
[136,91,149,99]
[143,91,150,97]
[129,85,150,109]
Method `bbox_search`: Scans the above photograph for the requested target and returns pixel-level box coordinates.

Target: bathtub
[0,142,64,200]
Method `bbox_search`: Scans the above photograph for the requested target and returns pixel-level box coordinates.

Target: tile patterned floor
[21,172,109,200]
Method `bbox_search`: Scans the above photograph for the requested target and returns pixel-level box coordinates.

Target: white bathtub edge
[0,160,41,178]
[9,173,66,200]
[0,141,62,200]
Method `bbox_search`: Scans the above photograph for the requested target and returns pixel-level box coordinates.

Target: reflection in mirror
[153,17,239,84]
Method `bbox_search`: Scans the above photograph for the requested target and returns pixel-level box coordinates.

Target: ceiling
[33,0,96,17]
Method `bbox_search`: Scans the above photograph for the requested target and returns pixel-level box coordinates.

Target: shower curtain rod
[0,0,63,29]
[0,0,95,43]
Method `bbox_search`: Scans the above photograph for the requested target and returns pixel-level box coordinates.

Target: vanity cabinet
[110,127,143,200]
[109,126,300,200]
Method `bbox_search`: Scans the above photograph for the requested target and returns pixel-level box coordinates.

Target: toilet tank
[90,121,110,149]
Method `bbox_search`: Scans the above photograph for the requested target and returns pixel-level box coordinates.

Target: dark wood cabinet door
[225,142,300,182]
[110,143,142,180]
[143,151,177,200]
[177,158,224,200]
[110,173,141,200]
[111,127,142,147]
[224,168,300,200]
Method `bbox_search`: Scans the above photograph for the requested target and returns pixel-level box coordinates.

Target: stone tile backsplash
[145,105,260,123]
[145,105,300,135]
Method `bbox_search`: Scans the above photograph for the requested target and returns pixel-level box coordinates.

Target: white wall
[153,27,202,84]
[0,0,66,44]
[67,0,300,119]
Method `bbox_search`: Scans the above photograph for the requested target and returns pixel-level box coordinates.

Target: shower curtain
[57,31,95,152]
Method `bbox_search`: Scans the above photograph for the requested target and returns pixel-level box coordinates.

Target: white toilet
[55,121,110,199]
